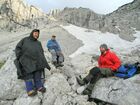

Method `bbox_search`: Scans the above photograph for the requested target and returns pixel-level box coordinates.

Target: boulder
[91,75,140,105]
[0,52,24,100]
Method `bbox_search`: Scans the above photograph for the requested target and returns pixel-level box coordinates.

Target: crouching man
[15,29,51,96]
[77,44,121,95]
[47,35,64,67]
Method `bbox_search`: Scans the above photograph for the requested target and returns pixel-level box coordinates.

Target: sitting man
[77,44,121,95]
[47,35,64,67]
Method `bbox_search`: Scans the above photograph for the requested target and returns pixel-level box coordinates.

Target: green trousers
[82,67,113,95]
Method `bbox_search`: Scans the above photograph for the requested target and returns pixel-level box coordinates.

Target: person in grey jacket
[15,29,51,96]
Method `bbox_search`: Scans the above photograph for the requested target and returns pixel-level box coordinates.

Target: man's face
[52,36,56,40]
[33,32,39,39]
[100,47,106,54]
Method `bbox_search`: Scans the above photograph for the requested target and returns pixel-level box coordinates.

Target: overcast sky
[25,0,133,14]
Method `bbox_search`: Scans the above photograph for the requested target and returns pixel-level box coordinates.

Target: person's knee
[100,68,112,77]
[50,50,57,55]
[51,52,57,56]
[50,51,57,62]
[89,67,101,75]
[34,71,44,89]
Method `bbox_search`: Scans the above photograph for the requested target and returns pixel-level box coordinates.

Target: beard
[100,50,106,55]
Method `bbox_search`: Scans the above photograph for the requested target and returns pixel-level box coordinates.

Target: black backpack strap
[42,69,45,79]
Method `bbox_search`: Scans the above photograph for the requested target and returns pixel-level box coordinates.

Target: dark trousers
[24,70,44,92]
[83,67,113,91]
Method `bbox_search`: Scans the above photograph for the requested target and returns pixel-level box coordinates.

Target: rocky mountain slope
[0,23,97,105]
[0,51,98,105]
[58,0,140,41]
[0,0,47,32]
[0,0,140,105]
[0,22,140,105]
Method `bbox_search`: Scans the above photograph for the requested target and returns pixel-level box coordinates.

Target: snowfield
[61,25,140,58]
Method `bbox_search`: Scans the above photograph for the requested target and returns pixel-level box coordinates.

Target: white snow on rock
[61,24,140,57]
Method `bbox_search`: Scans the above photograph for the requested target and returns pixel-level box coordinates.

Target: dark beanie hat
[100,44,108,50]
[32,29,40,33]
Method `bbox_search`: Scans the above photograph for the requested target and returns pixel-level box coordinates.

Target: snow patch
[61,25,140,58]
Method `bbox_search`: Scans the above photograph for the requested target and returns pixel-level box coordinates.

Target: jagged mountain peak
[58,0,140,41]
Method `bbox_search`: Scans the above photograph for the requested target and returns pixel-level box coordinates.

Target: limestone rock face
[0,0,47,31]
[58,0,140,41]
[0,52,24,100]
[49,9,61,17]
[59,7,103,29]
[102,0,140,40]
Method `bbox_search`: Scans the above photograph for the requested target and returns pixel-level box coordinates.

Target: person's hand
[48,67,51,71]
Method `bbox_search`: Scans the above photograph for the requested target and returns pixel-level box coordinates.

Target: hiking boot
[76,76,85,86]
[82,89,92,95]
[55,64,60,68]
[58,63,64,67]
[38,87,46,93]
[27,90,37,96]
[52,61,57,65]
[53,61,59,67]
[82,83,94,95]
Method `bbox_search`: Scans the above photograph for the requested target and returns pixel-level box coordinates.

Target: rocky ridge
[0,0,47,32]
[58,0,140,41]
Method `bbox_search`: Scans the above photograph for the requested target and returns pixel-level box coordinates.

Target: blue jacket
[47,39,61,51]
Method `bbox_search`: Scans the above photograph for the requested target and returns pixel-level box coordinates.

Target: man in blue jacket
[47,35,64,67]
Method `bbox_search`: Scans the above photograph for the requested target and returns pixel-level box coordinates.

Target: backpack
[114,62,140,79]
